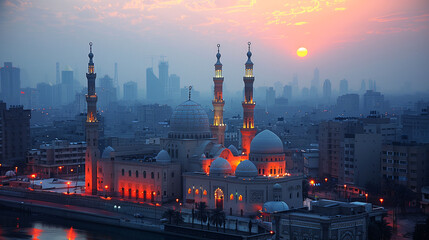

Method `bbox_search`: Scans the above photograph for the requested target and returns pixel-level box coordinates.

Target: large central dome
[250,130,284,154]
[170,100,211,137]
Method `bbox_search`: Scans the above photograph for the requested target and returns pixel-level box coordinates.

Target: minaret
[210,44,226,145]
[85,42,100,195]
[240,42,257,155]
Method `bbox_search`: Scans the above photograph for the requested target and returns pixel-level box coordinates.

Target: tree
[210,209,226,232]
[195,202,208,229]
[162,209,175,224]
[172,210,184,225]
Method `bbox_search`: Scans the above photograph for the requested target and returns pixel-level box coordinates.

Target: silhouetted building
[123,81,138,102]
[56,62,60,84]
[323,79,332,104]
[339,79,348,95]
[310,68,319,97]
[363,90,385,113]
[146,67,161,101]
[169,74,180,100]
[0,102,31,167]
[61,67,74,105]
[337,94,359,116]
[266,87,275,107]
[283,85,292,100]
[0,62,20,106]
[37,83,53,107]
[159,60,168,98]
[98,75,117,111]
[402,107,429,143]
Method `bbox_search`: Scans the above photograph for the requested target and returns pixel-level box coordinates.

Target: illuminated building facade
[85,42,100,195]
[240,42,257,155]
[210,44,226,145]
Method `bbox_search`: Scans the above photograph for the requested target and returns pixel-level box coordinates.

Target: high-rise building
[402,107,429,143]
[339,79,348,95]
[159,60,168,98]
[360,79,366,93]
[240,42,257,155]
[310,68,319,98]
[266,87,275,107]
[37,83,53,108]
[0,62,21,106]
[336,94,359,116]
[61,67,74,105]
[169,74,180,100]
[123,81,138,102]
[210,44,226,145]
[98,75,117,111]
[56,62,60,84]
[146,67,160,101]
[0,102,31,167]
[283,85,292,100]
[85,42,100,195]
[363,90,385,113]
[323,79,332,103]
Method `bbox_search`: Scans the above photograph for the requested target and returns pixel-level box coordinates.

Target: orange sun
[297,47,308,57]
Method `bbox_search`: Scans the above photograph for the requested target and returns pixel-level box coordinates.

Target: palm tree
[195,202,208,229]
[172,210,184,225]
[162,209,175,224]
[210,209,226,232]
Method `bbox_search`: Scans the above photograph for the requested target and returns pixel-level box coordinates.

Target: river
[0,207,186,240]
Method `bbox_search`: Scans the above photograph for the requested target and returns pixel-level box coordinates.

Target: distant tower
[114,62,118,87]
[323,79,332,103]
[210,44,226,145]
[56,62,60,84]
[85,42,100,195]
[240,42,257,155]
[339,79,348,95]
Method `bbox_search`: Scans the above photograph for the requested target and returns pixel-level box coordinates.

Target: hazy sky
[1,0,428,95]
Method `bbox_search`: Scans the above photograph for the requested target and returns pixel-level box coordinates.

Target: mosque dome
[235,160,258,178]
[155,150,171,163]
[209,157,232,176]
[273,183,282,190]
[102,146,115,159]
[262,201,289,214]
[228,145,240,156]
[250,130,284,154]
[169,100,211,138]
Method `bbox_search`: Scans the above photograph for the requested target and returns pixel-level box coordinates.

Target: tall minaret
[85,42,100,195]
[240,42,257,155]
[210,44,226,145]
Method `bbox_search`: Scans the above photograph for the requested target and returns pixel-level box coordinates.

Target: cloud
[294,21,308,25]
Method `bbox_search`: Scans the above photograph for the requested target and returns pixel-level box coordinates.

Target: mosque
[84,42,303,217]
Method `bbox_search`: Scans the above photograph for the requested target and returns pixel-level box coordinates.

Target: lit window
[203,190,207,195]
[195,189,199,195]
[230,194,234,200]
[239,195,243,201]
[188,188,191,194]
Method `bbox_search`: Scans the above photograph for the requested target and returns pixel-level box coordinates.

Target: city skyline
[0,0,428,94]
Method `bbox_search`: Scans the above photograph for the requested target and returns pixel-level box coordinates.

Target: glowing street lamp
[104,185,109,197]
[31,174,36,188]
[67,181,71,194]
[379,198,384,205]
[343,185,347,199]
[365,193,368,203]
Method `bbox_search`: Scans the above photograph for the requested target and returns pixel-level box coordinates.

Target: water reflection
[0,208,183,240]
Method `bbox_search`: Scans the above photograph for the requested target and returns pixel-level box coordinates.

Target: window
[230,194,234,200]
[136,171,139,178]
[171,172,174,178]
[122,169,124,176]
[151,172,154,179]
[143,171,146,178]
[128,170,131,177]
[188,188,192,194]
[238,195,243,201]
[203,190,207,195]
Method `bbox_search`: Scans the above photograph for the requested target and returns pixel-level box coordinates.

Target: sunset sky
[0,0,428,95]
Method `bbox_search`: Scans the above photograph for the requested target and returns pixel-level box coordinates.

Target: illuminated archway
[214,188,224,210]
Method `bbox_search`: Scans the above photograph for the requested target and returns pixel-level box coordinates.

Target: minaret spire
[85,42,100,195]
[210,44,226,145]
[240,42,257,155]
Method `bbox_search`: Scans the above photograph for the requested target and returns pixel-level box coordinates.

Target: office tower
[402,107,429,143]
[266,87,275,107]
[310,68,319,97]
[283,85,292,100]
[98,75,117,110]
[240,42,257,155]
[56,62,60,84]
[0,62,21,106]
[159,60,168,98]
[363,90,384,113]
[323,79,332,103]
[146,67,160,101]
[114,62,119,98]
[169,74,180,100]
[0,102,31,167]
[61,67,74,105]
[123,81,138,102]
[336,94,359,116]
[339,79,348,95]
[368,79,376,91]
[210,44,226,145]
[37,83,53,107]
[360,79,366,93]
[85,42,100,195]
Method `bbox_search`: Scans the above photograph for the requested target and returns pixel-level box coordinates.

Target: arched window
[203,190,207,195]
[195,189,199,195]
[230,194,234,200]
[121,169,124,176]
[136,170,139,178]
[151,172,154,179]
[128,170,131,177]
[188,188,192,194]
[143,171,146,178]
[238,195,243,201]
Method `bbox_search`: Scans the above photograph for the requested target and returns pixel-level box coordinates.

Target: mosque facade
[85,43,303,216]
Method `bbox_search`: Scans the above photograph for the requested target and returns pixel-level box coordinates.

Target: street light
[379,198,384,205]
[365,193,368,203]
[343,184,347,199]
[31,174,36,188]
[67,181,71,194]
[104,185,108,197]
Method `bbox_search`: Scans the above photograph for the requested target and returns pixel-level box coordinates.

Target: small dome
[156,150,171,163]
[262,201,289,214]
[228,145,239,156]
[209,157,232,176]
[169,100,211,137]
[102,146,115,159]
[235,160,258,178]
[250,130,284,154]
[273,183,282,190]
[5,170,16,177]
[200,153,206,159]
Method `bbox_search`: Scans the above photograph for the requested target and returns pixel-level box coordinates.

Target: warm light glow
[195,189,199,195]
[230,194,234,200]
[188,188,191,194]
[325,178,328,182]
[379,198,384,204]
[238,195,243,201]
[297,47,308,57]
[31,174,36,179]
[344,184,347,189]
[309,180,315,186]
[67,181,71,185]
[176,198,179,202]
[203,190,207,195]
[104,185,108,189]
[365,193,368,197]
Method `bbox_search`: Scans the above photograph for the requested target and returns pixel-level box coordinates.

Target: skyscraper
[283,85,292,100]
[323,79,332,103]
[146,67,160,101]
[0,62,21,106]
[123,81,138,102]
[159,60,168,99]
[98,75,117,111]
[339,79,348,95]
[310,68,319,97]
[266,87,275,107]
[61,67,74,105]
[85,42,100,195]
[56,62,60,84]
[169,74,180,100]
[210,44,226,145]
[240,42,257,155]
